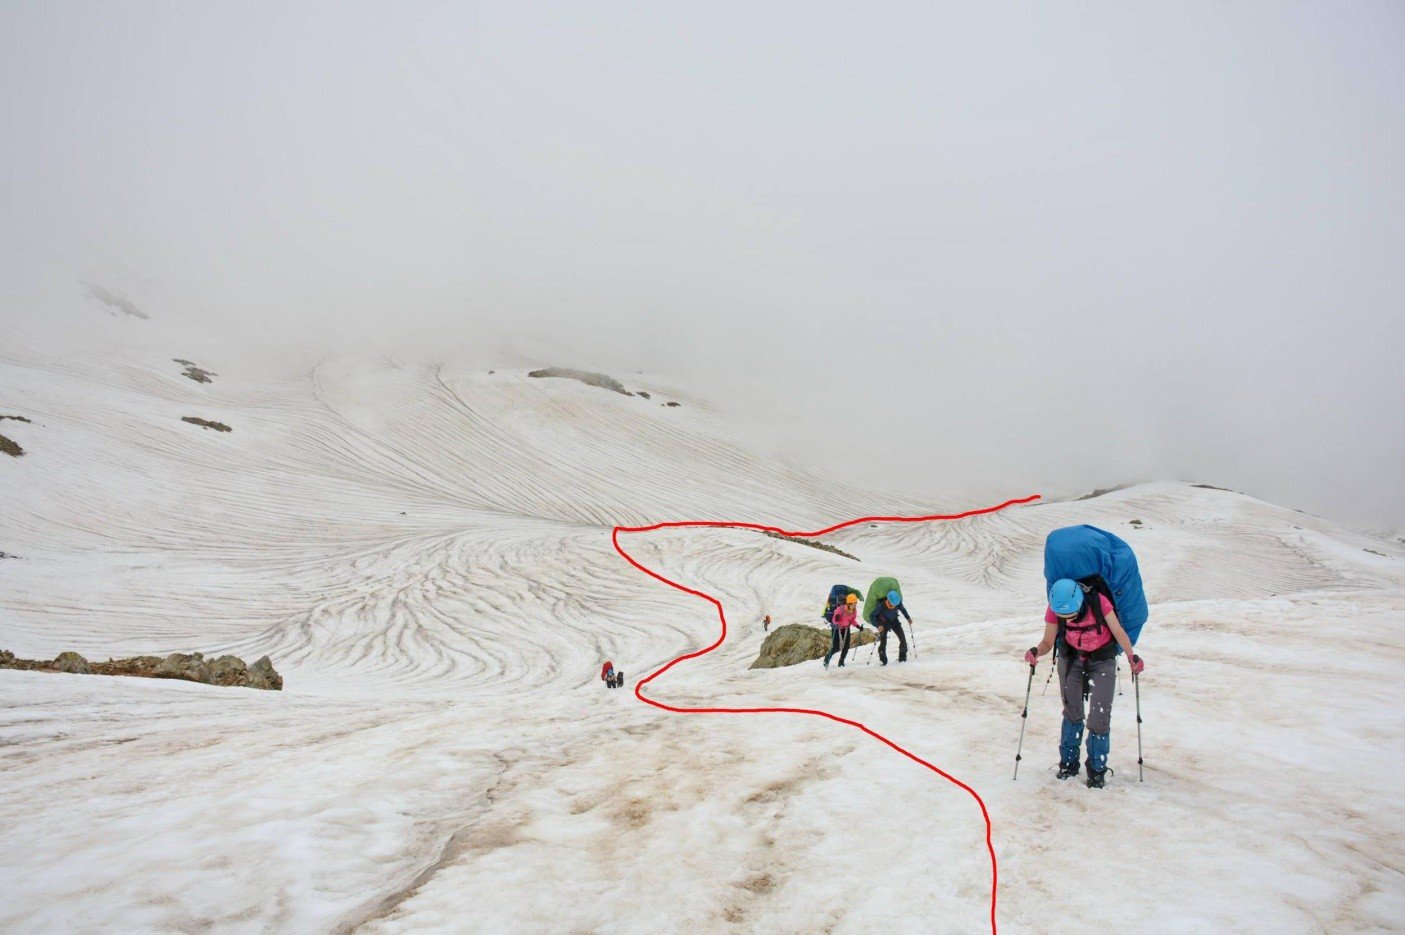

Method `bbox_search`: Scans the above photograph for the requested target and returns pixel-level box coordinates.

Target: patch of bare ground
[181,416,232,432]
[173,359,216,383]
[0,433,21,457]
[1074,485,1129,501]
[762,530,858,561]
[527,367,631,395]
[738,872,776,894]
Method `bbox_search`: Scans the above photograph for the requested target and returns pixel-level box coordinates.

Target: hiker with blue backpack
[1019,525,1150,788]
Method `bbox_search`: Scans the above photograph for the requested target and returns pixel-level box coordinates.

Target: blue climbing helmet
[1049,578,1083,616]
[886,590,901,605]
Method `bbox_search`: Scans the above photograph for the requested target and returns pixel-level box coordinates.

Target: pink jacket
[830,604,858,630]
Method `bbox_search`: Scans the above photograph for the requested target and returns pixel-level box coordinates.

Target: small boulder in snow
[246,656,283,691]
[750,624,875,670]
[52,651,91,674]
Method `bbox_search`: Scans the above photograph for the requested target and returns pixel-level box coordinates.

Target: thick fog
[3,3,1403,529]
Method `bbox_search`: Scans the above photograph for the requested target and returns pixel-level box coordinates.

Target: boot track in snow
[611,493,1042,935]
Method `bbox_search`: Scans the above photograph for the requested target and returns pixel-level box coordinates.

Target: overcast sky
[3,2,1403,529]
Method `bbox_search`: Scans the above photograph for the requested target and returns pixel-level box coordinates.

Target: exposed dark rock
[527,368,631,395]
[636,391,651,399]
[181,416,232,432]
[750,624,874,670]
[0,433,22,457]
[0,649,282,690]
[1365,548,1386,557]
[247,656,283,690]
[84,282,149,319]
[1074,485,1128,501]
[206,654,249,686]
[93,655,164,677]
[762,530,859,562]
[1191,484,1233,492]
[0,415,31,423]
[664,401,681,408]
[173,360,216,383]
[52,652,91,674]
[154,652,213,682]
[0,650,44,671]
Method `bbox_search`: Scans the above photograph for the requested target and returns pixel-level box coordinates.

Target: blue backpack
[1043,525,1149,646]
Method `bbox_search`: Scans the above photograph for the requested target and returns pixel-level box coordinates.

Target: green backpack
[862,576,902,624]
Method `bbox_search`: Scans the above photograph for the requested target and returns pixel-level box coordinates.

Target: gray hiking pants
[1058,653,1116,735]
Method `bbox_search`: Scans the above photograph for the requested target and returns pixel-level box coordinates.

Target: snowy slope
[1,314,1403,933]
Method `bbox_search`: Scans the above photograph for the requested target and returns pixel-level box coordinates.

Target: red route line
[611,493,1041,935]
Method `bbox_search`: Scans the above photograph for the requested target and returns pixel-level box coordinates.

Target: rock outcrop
[52,651,92,674]
[761,530,859,562]
[527,368,631,395]
[749,624,875,670]
[173,359,216,383]
[0,649,282,690]
[181,416,232,432]
[246,656,283,690]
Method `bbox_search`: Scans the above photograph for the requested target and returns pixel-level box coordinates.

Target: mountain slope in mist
[0,322,1402,933]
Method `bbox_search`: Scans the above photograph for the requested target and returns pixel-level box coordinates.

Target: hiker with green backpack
[863,577,912,665]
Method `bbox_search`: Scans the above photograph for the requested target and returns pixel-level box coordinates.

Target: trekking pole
[1013,664,1035,780]
[1041,643,1057,695]
[910,619,918,661]
[1134,670,1144,781]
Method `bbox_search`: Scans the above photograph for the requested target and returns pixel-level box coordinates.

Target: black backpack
[822,584,860,623]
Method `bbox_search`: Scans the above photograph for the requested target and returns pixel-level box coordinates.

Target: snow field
[1,319,1403,932]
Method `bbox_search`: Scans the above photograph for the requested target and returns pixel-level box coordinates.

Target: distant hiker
[1024,579,1144,788]
[763,614,772,632]
[824,593,861,669]
[601,661,624,689]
